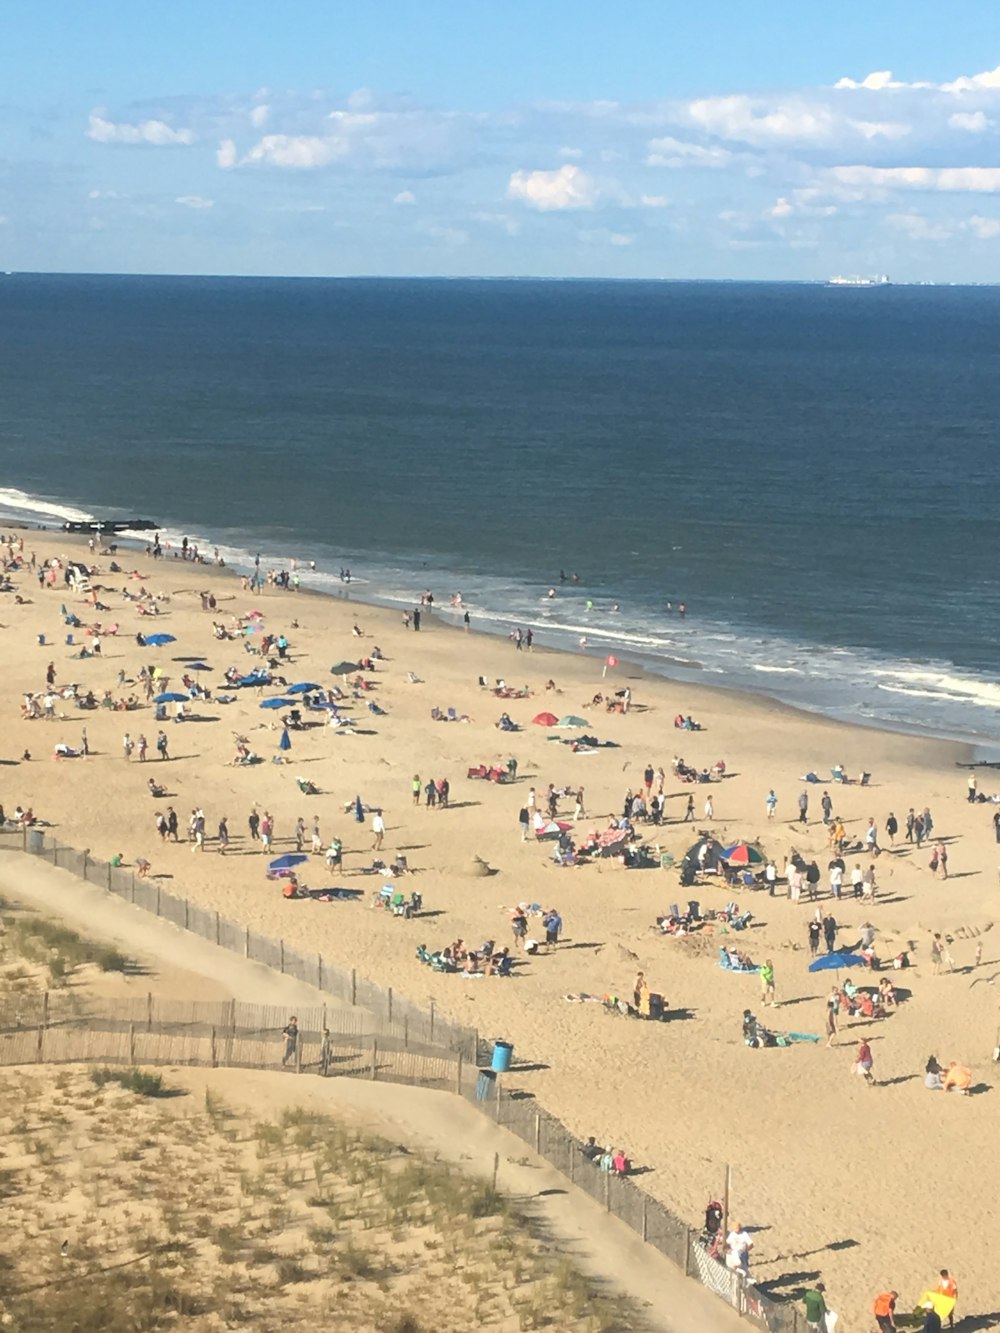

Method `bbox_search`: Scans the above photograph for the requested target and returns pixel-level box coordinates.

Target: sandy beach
[2,534,996,1328]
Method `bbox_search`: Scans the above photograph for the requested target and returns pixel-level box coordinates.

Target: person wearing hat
[921,1298,943,1333]
[873,1289,898,1331]
[802,1281,826,1331]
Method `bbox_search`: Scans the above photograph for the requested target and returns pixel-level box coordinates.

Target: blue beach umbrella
[154,692,189,703]
[269,853,308,871]
[143,633,176,646]
[808,952,868,973]
[260,697,296,709]
[279,728,292,751]
[187,661,212,671]
[286,682,321,694]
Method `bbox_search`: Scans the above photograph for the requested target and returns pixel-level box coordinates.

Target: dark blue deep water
[1,274,998,740]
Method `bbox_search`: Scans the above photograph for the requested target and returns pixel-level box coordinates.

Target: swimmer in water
[678,602,686,617]
[586,600,593,612]
[547,588,556,599]
[612,602,620,612]
[578,637,588,649]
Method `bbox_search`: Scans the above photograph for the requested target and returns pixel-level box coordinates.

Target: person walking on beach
[155,812,167,841]
[760,959,776,1007]
[968,772,978,803]
[853,1037,876,1086]
[518,805,530,841]
[573,788,586,820]
[802,1282,827,1332]
[511,907,528,950]
[765,859,777,896]
[820,790,833,825]
[823,912,838,953]
[684,794,695,822]
[261,812,273,852]
[885,811,898,845]
[136,733,147,762]
[81,726,88,757]
[248,808,260,841]
[797,791,809,825]
[166,807,178,841]
[825,988,839,1046]
[295,817,306,852]
[123,732,133,761]
[281,1016,299,1067]
[217,816,229,853]
[371,809,385,851]
[766,789,777,820]
[633,971,647,1011]
[914,811,926,848]
[311,817,322,854]
[412,774,421,806]
[865,817,880,856]
[424,779,437,808]
[931,840,948,880]
[704,794,714,820]
[156,729,169,760]
[412,608,421,632]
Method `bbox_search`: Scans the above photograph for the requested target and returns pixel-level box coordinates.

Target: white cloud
[887,211,952,241]
[507,163,600,211]
[241,134,341,169]
[646,135,732,168]
[834,70,899,91]
[849,119,910,140]
[250,104,270,129]
[175,195,214,209]
[830,165,1000,194]
[949,110,990,133]
[609,232,634,246]
[640,194,669,208]
[87,189,120,200]
[967,214,1000,238]
[393,190,416,205]
[216,139,237,170]
[86,110,194,146]
[559,146,583,159]
[686,94,833,143]
[835,63,1000,95]
[770,197,794,218]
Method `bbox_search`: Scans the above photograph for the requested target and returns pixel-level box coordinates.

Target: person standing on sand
[685,794,695,822]
[412,774,421,806]
[511,907,528,949]
[123,732,133,760]
[968,772,978,803]
[905,808,916,842]
[371,810,385,851]
[704,794,714,820]
[136,734,147,761]
[873,1288,899,1332]
[633,971,647,1011]
[167,807,178,841]
[518,806,530,841]
[802,1282,827,1331]
[808,919,821,956]
[931,840,948,880]
[311,817,322,854]
[248,808,260,841]
[853,1037,876,1086]
[760,959,776,1007]
[825,989,839,1046]
[885,811,898,845]
[821,790,832,825]
[823,912,838,953]
[412,608,421,632]
[156,730,169,760]
[217,816,229,853]
[574,788,586,820]
[798,791,809,824]
[295,817,306,852]
[937,1268,958,1328]
[281,1016,299,1067]
[424,779,437,808]
[766,789,777,820]
[261,812,273,852]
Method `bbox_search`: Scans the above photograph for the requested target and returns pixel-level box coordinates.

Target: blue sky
[5,2,1000,278]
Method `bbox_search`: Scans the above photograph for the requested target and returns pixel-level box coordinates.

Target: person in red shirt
[873,1290,898,1332]
[937,1269,958,1327]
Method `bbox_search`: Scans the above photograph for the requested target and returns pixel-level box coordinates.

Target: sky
[5,1,1000,279]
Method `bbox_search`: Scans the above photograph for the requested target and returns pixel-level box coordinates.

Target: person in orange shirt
[873,1289,898,1332]
[937,1269,958,1327]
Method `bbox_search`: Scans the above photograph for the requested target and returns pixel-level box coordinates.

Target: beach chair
[447,707,458,721]
[860,771,871,786]
[431,707,444,721]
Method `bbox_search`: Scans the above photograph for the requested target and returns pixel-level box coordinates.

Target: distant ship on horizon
[827,273,891,288]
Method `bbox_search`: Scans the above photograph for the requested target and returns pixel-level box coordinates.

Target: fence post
[280,940,285,974]
[82,849,88,878]
[210,1026,218,1068]
[42,991,49,1030]
[156,885,161,916]
[295,1033,302,1074]
[244,926,250,958]
[107,863,112,891]
[429,998,435,1041]
[370,1037,378,1080]
[534,1112,541,1155]
[604,1170,611,1212]
[317,954,323,990]
[456,1050,463,1092]
[403,1015,409,1048]
[641,1197,648,1243]
[21,825,26,853]
[351,968,357,1005]
[215,911,221,946]
[569,1146,575,1183]
[130,874,136,904]
[52,839,58,865]
[147,992,153,1033]
[128,1024,136,1065]
[387,987,393,1023]
[184,899,189,930]
[35,1025,43,1062]
[684,1227,693,1275]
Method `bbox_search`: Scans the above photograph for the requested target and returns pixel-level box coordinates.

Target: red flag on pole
[606,655,618,667]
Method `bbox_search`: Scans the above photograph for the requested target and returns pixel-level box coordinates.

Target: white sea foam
[753,664,802,675]
[0,487,93,525]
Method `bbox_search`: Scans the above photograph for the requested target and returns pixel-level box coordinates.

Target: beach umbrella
[287,682,321,694]
[186,661,212,671]
[721,843,765,866]
[143,633,176,646]
[260,697,296,709]
[532,711,559,726]
[154,692,189,703]
[268,853,307,871]
[555,714,588,728]
[534,819,573,838]
[330,660,359,675]
[808,952,868,973]
[279,728,291,751]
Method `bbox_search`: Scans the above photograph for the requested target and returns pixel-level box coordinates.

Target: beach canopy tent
[269,854,308,871]
[555,715,588,728]
[532,711,559,727]
[330,660,360,675]
[260,697,297,709]
[286,682,321,694]
[721,842,765,866]
[684,839,725,872]
[143,633,176,646]
[808,952,868,972]
[237,670,271,687]
[154,692,189,703]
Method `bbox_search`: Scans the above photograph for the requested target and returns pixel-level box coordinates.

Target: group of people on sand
[579,1137,632,1176]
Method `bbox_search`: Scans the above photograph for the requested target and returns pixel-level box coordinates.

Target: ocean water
[1,273,998,744]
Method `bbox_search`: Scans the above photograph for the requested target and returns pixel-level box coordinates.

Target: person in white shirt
[829,864,843,899]
[725,1224,753,1277]
[765,861,777,896]
[371,810,385,851]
